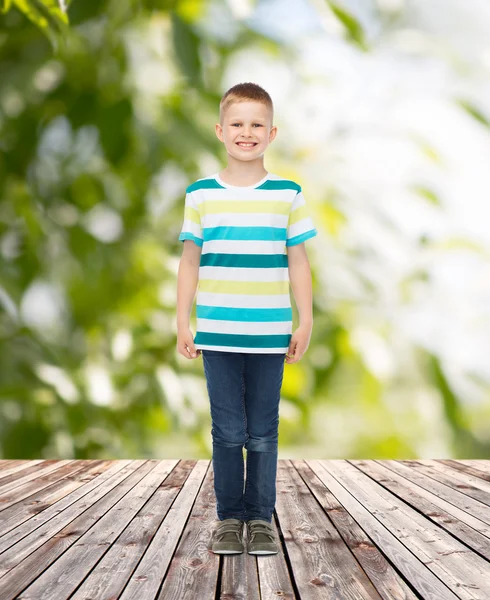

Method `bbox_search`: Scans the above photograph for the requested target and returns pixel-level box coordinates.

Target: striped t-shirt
[178,171,317,354]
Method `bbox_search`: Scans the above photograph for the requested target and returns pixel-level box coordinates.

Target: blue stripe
[186,179,224,192]
[259,180,301,191]
[286,229,317,246]
[200,253,288,268]
[179,232,203,247]
[197,305,292,322]
[194,331,291,348]
[203,226,286,242]
[187,178,301,193]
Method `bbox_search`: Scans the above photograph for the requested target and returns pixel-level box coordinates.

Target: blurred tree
[1,0,489,461]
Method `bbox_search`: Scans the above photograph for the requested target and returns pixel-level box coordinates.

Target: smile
[236,142,257,148]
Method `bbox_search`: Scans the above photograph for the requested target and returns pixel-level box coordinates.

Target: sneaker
[211,518,244,554]
[246,519,279,555]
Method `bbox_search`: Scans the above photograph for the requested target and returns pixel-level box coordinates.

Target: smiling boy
[176,82,317,555]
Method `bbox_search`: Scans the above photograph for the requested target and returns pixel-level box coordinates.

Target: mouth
[236,142,258,148]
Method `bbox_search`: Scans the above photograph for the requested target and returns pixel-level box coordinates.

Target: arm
[177,240,201,329]
[286,242,313,363]
[288,242,313,327]
[177,240,202,357]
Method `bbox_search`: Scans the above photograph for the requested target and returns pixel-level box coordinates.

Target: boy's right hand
[177,328,201,359]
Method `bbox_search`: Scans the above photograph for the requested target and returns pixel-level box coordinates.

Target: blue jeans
[202,350,286,524]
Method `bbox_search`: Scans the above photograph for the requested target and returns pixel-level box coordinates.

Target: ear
[215,123,224,142]
[269,125,277,143]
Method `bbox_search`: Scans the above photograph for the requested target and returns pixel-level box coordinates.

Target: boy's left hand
[285,324,312,364]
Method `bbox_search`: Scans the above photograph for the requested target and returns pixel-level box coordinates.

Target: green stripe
[195,332,291,348]
[200,253,288,268]
[187,179,224,193]
[187,178,301,193]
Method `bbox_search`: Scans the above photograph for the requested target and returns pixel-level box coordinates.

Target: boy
[176,82,317,555]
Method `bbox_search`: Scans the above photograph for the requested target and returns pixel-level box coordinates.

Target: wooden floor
[0,459,489,599]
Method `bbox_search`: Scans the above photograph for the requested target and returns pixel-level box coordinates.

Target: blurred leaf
[327,1,367,50]
[411,135,442,163]
[97,97,132,164]
[320,200,347,237]
[456,99,490,127]
[174,0,206,22]
[428,352,490,458]
[8,0,70,49]
[434,237,486,253]
[411,185,441,206]
[170,11,203,87]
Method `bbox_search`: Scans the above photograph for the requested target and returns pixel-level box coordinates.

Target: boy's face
[215,100,277,162]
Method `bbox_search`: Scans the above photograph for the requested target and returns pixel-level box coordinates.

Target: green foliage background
[1,0,489,460]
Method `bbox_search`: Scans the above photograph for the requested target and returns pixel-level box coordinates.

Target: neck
[220,159,267,185]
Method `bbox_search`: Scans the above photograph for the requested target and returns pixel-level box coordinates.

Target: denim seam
[241,353,249,518]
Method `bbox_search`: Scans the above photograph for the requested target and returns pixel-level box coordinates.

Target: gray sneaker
[246,519,279,555]
[211,518,244,554]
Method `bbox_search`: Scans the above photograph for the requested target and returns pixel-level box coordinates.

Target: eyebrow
[228,118,265,122]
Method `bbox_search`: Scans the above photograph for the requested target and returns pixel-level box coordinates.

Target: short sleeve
[178,191,203,247]
[286,189,317,246]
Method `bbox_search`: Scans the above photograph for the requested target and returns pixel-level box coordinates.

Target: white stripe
[197,292,291,308]
[194,190,294,204]
[202,239,287,254]
[203,213,289,227]
[180,220,202,239]
[197,344,288,354]
[287,217,315,239]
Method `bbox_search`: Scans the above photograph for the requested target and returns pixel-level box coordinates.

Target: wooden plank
[0,459,487,600]
[418,460,490,494]
[15,460,180,600]
[220,542,262,600]
[0,460,76,507]
[293,460,419,600]
[0,460,112,539]
[251,514,295,600]
[275,459,382,599]
[352,460,490,559]
[383,460,490,536]
[153,460,255,600]
[399,460,490,508]
[307,460,461,600]
[437,460,490,482]
[217,469,262,600]
[0,460,147,598]
[0,461,130,555]
[68,460,201,600]
[315,460,490,600]
[0,461,40,476]
[453,461,490,474]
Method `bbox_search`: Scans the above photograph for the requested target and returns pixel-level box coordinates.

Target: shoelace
[247,521,275,542]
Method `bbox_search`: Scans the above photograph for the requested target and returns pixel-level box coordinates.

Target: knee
[244,435,278,453]
[212,428,247,448]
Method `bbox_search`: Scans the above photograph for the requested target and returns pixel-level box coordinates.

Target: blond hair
[219,82,274,127]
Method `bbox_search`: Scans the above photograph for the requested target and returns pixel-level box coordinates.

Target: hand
[177,328,201,359]
[285,324,312,364]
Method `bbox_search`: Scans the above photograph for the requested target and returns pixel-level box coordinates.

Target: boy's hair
[219,82,274,127]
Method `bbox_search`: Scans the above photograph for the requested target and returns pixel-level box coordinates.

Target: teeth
[238,143,255,146]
